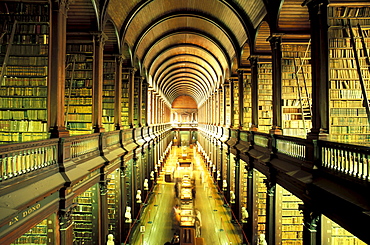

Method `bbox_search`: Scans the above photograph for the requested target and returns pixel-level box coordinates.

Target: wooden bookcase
[257,62,273,132]
[107,170,120,239]
[256,171,267,236]
[65,38,94,136]
[72,184,99,245]
[322,215,367,245]
[133,77,140,128]
[121,72,129,128]
[328,6,370,143]
[281,42,312,137]
[0,2,49,144]
[243,73,252,129]
[103,60,116,132]
[276,185,303,245]
[11,217,50,244]
[233,78,240,127]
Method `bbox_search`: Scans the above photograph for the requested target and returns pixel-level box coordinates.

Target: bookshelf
[11,218,49,244]
[72,185,99,245]
[256,171,267,236]
[322,215,367,245]
[233,78,240,127]
[121,72,129,128]
[65,39,94,136]
[0,2,49,144]
[243,73,252,129]
[281,42,312,137]
[240,160,248,206]
[107,170,120,238]
[133,77,139,127]
[277,186,303,245]
[328,6,370,144]
[257,62,273,132]
[103,60,115,132]
[141,81,148,126]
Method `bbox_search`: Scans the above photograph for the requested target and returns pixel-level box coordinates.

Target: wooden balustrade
[319,141,370,181]
[0,139,58,181]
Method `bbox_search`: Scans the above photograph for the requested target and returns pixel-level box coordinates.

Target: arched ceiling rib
[118,0,263,106]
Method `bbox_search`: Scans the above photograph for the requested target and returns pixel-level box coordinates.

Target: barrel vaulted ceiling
[65,0,311,106]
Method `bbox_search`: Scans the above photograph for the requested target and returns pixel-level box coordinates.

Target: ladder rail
[347,19,370,125]
[293,58,309,134]
[0,20,17,87]
[291,40,312,134]
[64,55,77,127]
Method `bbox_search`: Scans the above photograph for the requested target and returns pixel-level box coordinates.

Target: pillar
[248,56,259,131]
[268,34,283,135]
[92,32,107,133]
[303,0,329,138]
[49,0,70,138]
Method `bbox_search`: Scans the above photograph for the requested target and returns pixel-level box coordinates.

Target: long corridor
[129,146,245,245]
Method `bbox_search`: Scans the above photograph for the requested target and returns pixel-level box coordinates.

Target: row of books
[5,66,47,76]
[1,77,47,86]
[0,87,47,96]
[330,58,368,68]
[6,56,48,66]
[330,126,369,134]
[329,6,370,18]
[0,109,46,120]
[0,132,48,143]
[331,108,367,116]
[283,120,310,129]
[1,2,49,16]
[65,88,92,96]
[331,116,368,125]
[0,120,47,132]
[67,122,92,130]
[67,44,94,53]
[65,97,92,105]
[330,68,369,79]
[3,44,48,55]
[3,33,48,46]
[66,70,93,79]
[330,100,362,108]
[330,89,364,99]
[0,97,46,108]
[65,106,92,114]
[330,48,369,59]
[66,114,92,121]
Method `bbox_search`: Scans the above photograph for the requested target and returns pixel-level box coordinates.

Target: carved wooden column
[99,180,109,245]
[268,34,283,135]
[299,204,321,245]
[59,203,75,245]
[92,32,107,133]
[114,56,123,130]
[264,179,276,245]
[304,0,329,138]
[128,68,136,128]
[49,0,70,138]
[249,56,259,131]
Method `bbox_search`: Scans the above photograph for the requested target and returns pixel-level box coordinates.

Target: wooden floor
[129,146,245,245]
